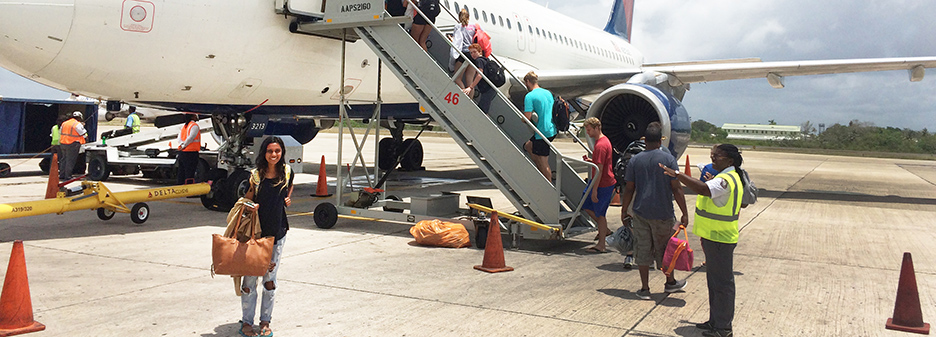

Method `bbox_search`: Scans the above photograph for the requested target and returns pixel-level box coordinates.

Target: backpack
[552,96,570,132]
[613,139,645,189]
[483,58,506,87]
[418,0,439,17]
[739,168,757,207]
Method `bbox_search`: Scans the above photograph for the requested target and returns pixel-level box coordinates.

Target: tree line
[691,120,936,154]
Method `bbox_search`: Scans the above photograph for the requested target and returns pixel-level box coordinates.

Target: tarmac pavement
[1,130,935,336]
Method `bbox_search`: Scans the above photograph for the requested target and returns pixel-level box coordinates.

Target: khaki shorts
[631,213,676,268]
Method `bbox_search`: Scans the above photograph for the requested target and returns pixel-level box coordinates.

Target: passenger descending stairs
[284,0,596,238]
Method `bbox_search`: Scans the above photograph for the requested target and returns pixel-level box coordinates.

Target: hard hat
[72,111,83,118]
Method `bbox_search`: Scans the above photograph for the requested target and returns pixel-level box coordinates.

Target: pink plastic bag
[662,225,694,275]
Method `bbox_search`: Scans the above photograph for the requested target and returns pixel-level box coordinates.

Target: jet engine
[586,83,691,158]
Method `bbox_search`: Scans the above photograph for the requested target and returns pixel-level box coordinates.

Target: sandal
[239,323,258,337]
[258,322,273,337]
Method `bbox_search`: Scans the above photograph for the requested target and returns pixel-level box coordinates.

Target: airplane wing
[643,57,936,87]
[525,57,936,97]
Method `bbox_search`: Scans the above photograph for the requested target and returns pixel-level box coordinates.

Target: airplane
[1,0,934,210]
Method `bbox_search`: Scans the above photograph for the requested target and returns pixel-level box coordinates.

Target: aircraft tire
[0,163,9,178]
[378,138,398,171]
[399,139,423,171]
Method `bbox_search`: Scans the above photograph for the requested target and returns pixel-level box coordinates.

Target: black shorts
[529,135,556,156]
[413,11,438,25]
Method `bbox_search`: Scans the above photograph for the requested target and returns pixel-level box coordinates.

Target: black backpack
[613,139,646,188]
[552,96,570,132]
[419,0,439,17]
[483,58,506,87]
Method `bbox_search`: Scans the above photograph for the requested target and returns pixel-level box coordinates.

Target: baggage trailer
[0,98,98,177]
[83,118,216,182]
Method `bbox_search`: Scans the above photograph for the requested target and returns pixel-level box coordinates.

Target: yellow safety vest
[126,113,141,133]
[51,125,61,146]
[693,170,741,244]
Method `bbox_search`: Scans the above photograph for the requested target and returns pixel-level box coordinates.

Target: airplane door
[524,16,536,53]
[512,13,525,51]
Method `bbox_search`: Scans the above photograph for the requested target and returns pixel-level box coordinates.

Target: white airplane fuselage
[0,0,643,114]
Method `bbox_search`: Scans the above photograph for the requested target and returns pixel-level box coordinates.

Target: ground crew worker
[50,115,65,153]
[125,106,141,134]
[176,113,200,185]
[59,111,88,180]
[660,143,745,337]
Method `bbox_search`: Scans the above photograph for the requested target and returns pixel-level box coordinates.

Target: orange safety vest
[180,121,201,152]
[60,118,86,145]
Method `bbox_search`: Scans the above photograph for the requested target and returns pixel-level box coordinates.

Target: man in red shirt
[582,117,616,253]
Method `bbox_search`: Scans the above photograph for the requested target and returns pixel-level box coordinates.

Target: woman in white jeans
[239,136,293,337]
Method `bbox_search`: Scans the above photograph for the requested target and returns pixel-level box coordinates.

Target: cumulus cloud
[530,0,936,129]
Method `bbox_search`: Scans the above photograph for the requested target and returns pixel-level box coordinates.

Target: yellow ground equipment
[0,181,210,224]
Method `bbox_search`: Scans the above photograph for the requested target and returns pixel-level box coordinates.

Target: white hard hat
[72,111,83,118]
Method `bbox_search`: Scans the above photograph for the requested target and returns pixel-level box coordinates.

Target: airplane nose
[0,0,74,75]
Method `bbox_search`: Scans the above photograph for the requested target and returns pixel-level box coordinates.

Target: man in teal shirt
[522,71,557,181]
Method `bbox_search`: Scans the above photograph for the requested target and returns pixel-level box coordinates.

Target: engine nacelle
[586,83,691,158]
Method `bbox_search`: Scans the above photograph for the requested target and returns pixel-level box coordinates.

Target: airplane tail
[603,0,634,42]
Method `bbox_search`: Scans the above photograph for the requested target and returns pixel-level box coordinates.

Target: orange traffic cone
[474,211,513,273]
[313,155,332,197]
[684,155,692,177]
[886,252,930,334]
[610,189,622,207]
[0,241,45,336]
[44,153,60,199]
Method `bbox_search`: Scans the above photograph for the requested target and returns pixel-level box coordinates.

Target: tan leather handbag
[212,199,274,276]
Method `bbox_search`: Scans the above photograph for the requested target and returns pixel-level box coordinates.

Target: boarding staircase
[282,0,598,238]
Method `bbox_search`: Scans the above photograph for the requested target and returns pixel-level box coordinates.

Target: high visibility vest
[180,121,201,152]
[51,125,61,146]
[693,170,742,244]
[126,113,141,133]
[60,119,86,145]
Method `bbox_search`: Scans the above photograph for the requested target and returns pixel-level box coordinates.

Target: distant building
[722,123,801,141]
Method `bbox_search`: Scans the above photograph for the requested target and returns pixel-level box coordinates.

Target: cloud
[530,0,936,129]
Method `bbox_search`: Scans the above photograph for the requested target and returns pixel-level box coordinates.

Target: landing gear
[376,137,423,171]
[399,138,423,171]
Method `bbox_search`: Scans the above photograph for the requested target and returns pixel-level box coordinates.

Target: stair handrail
[389,2,597,228]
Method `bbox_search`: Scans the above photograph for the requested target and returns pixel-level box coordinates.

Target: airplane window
[463,5,468,13]
[506,18,511,29]
[482,11,487,23]
[454,2,459,10]
[518,23,522,32]
[535,27,540,36]
[528,26,532,34]
[444,0,449,8]
[499,16,504,27]
[473,8,478,20]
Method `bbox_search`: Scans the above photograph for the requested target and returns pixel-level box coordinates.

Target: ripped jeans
[241,237,284,325]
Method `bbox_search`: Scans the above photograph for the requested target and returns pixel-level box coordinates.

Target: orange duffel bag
[410,219,471,248]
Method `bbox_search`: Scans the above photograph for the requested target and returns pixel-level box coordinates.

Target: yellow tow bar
[466,203,560,234]
[0,181,210,224]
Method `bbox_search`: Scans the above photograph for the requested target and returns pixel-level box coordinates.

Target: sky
[2,0,935,130]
